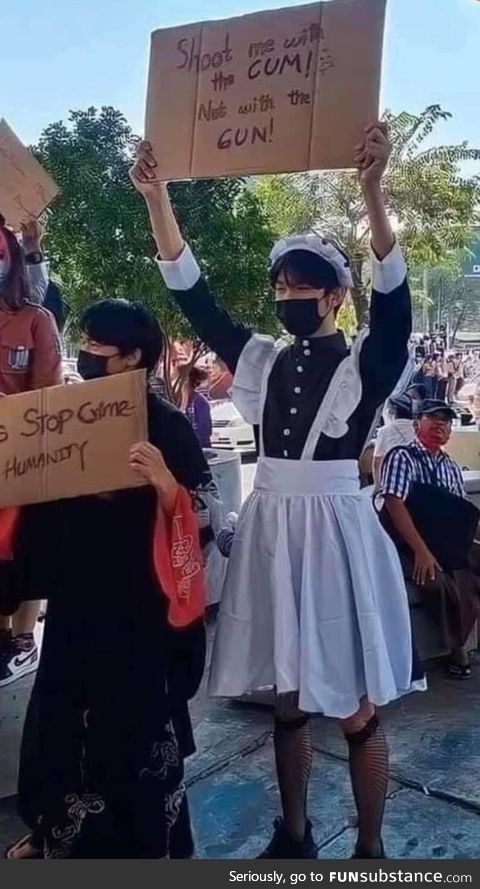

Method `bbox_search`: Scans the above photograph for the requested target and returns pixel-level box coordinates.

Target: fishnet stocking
[274,714,312,842]
[345,715,388,857]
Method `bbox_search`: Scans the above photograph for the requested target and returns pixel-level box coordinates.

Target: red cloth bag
[0,506,21,615]
[0,506,20,560]
[153,487,207,628]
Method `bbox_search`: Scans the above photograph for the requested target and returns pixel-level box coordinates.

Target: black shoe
[257,818,317,859]
[351,840,386,859]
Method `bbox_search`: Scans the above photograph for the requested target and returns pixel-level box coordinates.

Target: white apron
[208,337,425,718]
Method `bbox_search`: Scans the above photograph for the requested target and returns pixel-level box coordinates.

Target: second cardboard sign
[0,371,147,508]
[0,120,59,231]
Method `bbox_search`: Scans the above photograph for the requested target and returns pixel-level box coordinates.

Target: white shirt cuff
[370,240,407,294]
[156,244,201,291]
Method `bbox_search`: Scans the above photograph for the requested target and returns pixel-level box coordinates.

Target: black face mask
[77,350,111,381]
[275,299,322,338]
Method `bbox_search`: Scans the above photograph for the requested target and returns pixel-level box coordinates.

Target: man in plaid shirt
[381,399,480,679]
[382,401,465,510]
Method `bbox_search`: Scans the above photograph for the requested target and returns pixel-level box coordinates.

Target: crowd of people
[410,336,480,407]
[0,122,479,861]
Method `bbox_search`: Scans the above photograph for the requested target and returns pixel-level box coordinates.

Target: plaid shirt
[381,439,466,502]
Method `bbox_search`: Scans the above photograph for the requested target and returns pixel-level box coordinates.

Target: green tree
[35,107,276,399]
[422,265,480,343]
[255,105,480,326]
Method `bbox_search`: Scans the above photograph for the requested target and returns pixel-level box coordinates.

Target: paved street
[1,460,480,858]
[185,661,480,860]
[2,650,480,859]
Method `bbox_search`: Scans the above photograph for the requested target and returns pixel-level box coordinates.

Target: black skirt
[15,489,205,858]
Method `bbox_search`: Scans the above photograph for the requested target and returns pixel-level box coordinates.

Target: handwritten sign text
[0,371,147,507]
[145,0,387,179]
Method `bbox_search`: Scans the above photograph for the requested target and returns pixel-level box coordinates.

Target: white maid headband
[270,231,353,290]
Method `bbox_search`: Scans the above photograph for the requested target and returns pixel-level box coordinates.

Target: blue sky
[1,0,479,151]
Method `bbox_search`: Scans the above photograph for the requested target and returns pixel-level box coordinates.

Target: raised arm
[355,124,395,261]
[354,125,412,406]
[21,219,48,305]
[139,181,184,263]
[130,144,251,373]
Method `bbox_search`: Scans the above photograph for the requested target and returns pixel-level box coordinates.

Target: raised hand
[354,122,391,187]
[20,218,45,253]
[129,141,165,197]
[129,140,184,261]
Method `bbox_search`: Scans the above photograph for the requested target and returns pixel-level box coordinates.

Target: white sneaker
[0,643,38,688]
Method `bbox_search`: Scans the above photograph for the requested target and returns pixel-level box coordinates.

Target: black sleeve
[171,277,251,374]
[359,277,412,408]
[148,394,213,492]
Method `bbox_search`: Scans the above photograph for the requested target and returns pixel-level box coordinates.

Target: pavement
[1,460,480,859]
[181,643,480,860]
[2,654,480,859]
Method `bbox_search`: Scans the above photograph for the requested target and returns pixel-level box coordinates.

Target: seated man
[381,399,480,679]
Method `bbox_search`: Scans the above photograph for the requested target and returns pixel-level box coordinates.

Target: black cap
[413,399,457,420]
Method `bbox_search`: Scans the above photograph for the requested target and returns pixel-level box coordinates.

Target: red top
[0,304,62,395]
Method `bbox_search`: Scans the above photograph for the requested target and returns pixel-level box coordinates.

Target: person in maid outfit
[130,123,425,861]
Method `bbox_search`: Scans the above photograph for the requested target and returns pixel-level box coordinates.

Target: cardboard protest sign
[0,119,59,231]
[145,0,386,179]
[0,370,148,508]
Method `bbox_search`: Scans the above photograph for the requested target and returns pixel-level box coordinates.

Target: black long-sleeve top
[158,242,411,461]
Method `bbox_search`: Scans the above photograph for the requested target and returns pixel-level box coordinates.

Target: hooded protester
[130,123,425,861]
[5,299,221,859]
[0,215,62,690]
